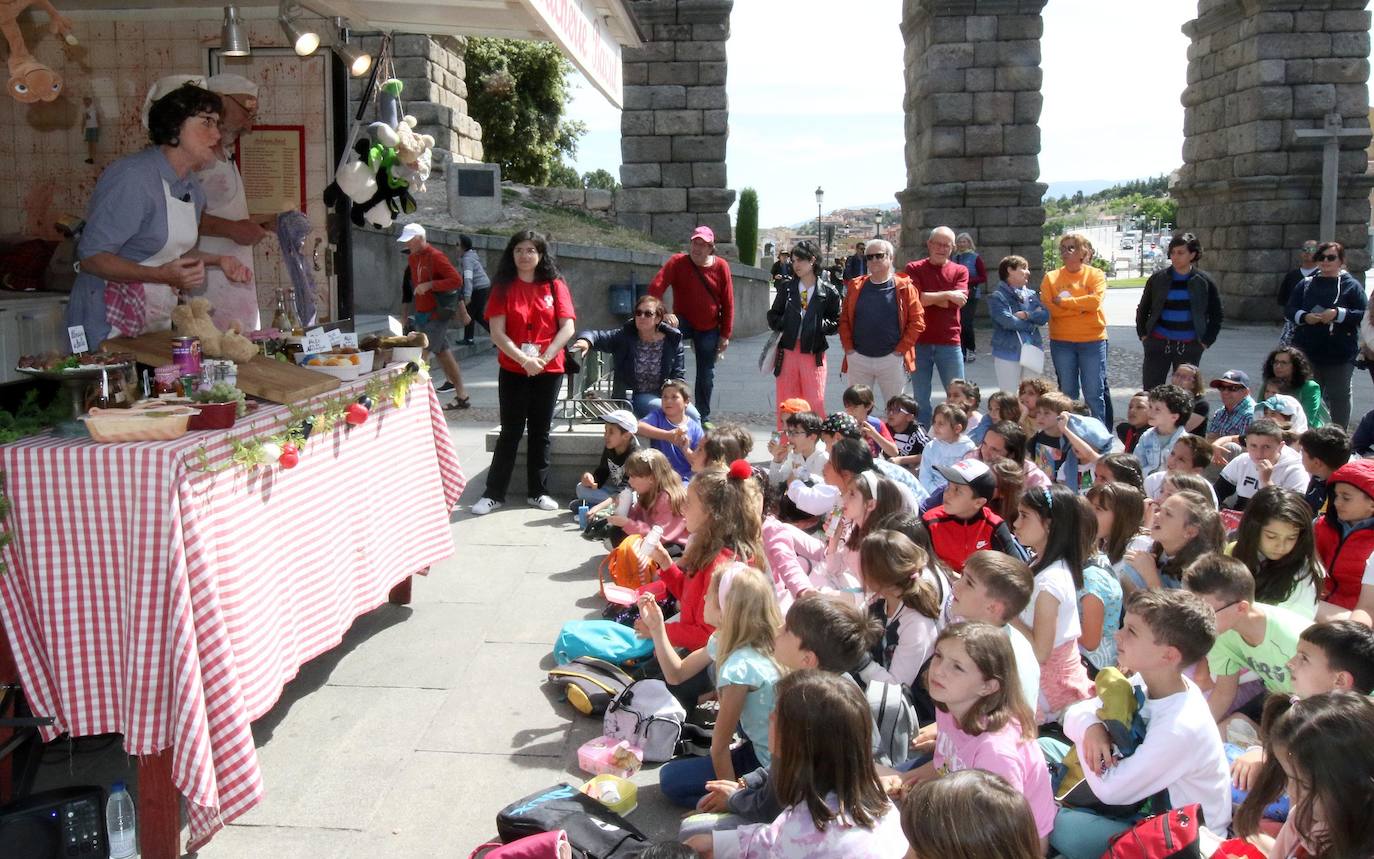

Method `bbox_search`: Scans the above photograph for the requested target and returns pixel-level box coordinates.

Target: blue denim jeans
[677,319,721,421]
[1050,339,1108,423]
[911,343,965,424]
[1039,736,1142,859]
[658,743,762,808]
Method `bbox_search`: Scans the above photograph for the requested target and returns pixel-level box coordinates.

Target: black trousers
[463,288,491,341]
[484,368,563,501]
[1140,336,1205,390]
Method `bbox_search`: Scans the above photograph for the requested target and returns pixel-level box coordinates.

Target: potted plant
[189,383,248,430]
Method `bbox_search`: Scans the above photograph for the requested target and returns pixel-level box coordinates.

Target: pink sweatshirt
[762,518,826,613]
[624,491,687,545]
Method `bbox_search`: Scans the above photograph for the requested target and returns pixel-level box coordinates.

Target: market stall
[0,363,463,857]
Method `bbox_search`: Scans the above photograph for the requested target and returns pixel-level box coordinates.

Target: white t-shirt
[1006,625,1042,716]
[1220,445,1307,502]
[1144,470,1219,507]
[1017,559,1082,648]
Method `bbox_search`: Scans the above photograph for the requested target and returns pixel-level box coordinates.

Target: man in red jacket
[400,223,469,408]
[905,226,969,423]
[649,226,734,423]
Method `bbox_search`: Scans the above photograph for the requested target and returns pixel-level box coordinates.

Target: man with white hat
[195,73,270,331]
[399,223,469,408]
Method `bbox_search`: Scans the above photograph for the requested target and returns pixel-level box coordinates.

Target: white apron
[106,179,199,337]
[194,153,260,331]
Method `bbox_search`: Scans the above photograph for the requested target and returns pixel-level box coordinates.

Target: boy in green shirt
[1184,554,1312,726]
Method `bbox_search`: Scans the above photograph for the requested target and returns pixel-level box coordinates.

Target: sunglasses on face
[634,309,660,318]
[865,253,887,261]
[1316,254,1340,262]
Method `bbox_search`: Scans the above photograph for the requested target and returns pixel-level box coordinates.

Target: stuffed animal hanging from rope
[0,0,79,103]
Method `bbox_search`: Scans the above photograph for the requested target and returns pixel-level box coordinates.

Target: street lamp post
[815,186,824,249]
[874,210,884,238]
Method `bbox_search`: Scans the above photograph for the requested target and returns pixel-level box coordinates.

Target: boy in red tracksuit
[922,459,1025,572]
[1313,458,1374,614]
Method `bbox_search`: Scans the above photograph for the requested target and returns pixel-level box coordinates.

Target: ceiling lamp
[220,6,250,57]
[279,2,319,56]
[334,18,372,77]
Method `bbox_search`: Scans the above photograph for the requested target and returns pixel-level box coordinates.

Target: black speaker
[0,786,107,858]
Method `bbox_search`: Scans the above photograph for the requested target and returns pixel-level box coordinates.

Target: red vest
[922,505,1005,573]
[1314,514,1374,610]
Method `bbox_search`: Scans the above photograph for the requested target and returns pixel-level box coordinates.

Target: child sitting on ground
[1297,425,1350,516]
[688,420,755,473]
[1143,434,1215,503]
[641,564,782,810]
[1214,418,1308,510]
[945,378,983,428]
[921,458,1023,572]
[638,379,704,481]
[1047,589,1231,859]
[687,670,908,858]
[1010,484,1095,720]
[1017,377,1052,437]
[903,623,1055,851]
[1086,481,1153,590]
[767,411,828,486]
[573,409,640,513]
[1115,390,1151,454]
[1076,519,1123,678]
[1134,384,1193,476]
[968,390,1022,444]
[1122,489,1224,592]
[605,448,688,547]
[1312,458,1374,616]
[900,770,1044,859]
[947,550,1041,712]
[852,529,945,692]
[1092,451,1145,492]
[1031,392,1113,492]
[1232,693,1374,858]
[1183,554,1312,727]
[1226,487,1324,618]
[917,403,976,496]
[873,394,928,470]
[843,384,896,459]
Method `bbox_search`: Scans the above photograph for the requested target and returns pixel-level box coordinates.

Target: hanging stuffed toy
[1,0,79,103]
[323,75,416,230]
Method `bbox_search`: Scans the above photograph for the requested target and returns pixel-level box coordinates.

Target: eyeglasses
[1316,254,1340,262]
[1300,246,1318,253]
[785,429,808,437]
[1216,384,1246,392]
[634,309,659,318]
[864,253,887,261]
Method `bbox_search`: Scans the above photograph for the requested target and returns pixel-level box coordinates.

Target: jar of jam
[153,365,180,397]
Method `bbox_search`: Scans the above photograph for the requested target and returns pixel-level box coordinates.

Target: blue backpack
[554,620,654,668]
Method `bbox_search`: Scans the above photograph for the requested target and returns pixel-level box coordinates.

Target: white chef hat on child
[141,74,206,129]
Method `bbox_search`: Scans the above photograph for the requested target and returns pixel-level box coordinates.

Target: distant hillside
[1042,179,1120,200]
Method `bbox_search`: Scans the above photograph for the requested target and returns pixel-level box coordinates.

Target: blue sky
[563,0,1212,226]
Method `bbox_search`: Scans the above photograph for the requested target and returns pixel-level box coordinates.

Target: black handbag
[496,784,647,858]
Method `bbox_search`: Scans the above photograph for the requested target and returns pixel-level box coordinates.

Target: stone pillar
[349,34,484,172]
[618,0,737,257]
[897,0,1047,276]
[1174,0,1372,319]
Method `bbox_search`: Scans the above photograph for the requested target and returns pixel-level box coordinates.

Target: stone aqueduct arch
[617,0,1372,319]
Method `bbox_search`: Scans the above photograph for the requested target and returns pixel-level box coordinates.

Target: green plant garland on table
[192,362,427,473]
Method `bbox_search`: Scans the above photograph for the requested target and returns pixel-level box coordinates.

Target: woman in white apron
[66,80,251,349]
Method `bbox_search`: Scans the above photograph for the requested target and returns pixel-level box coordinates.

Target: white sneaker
[527,495,559,511]
[471,497,502,515]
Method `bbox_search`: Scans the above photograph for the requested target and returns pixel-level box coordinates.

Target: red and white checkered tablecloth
[0,371,464,851]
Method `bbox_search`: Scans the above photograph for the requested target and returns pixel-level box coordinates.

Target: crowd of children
[535,332,1374,858]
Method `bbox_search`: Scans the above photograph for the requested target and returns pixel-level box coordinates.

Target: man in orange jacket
[838,238,925,407]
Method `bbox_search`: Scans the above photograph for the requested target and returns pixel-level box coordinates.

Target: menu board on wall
[235,125,306,217]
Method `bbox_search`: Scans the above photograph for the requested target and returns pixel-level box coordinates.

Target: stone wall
[349,33,484,172]
[350,229,772,337]
[1174,0,1372,319]
[896,0,1048,278]
[617,0,737,257]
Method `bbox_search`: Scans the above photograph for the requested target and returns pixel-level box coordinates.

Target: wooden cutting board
[106,332,341,404]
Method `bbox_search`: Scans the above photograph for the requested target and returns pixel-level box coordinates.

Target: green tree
[582,169,619,191]
[545,161,582,189]
[736,188,759,266]
[465,38,586,185]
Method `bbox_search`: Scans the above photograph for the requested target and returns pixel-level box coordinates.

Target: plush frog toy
[1053,667,1150,816]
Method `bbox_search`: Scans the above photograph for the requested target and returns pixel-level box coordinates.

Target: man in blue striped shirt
[1135,233,1224,389]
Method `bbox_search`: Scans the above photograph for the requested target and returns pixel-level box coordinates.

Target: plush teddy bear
[171,297,258,362]
[391,115,435,192]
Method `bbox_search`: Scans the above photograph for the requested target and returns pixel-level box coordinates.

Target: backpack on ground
[468,830,568,859]
[599,534,658,596]
[1103,803,1204,859]
[495,784,647,859]
[546,656,635,716]
[553,620,654,668]
[602,679,685,763]
[865,678,918,767]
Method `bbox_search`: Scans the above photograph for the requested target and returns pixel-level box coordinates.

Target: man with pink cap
[648,225,734,423]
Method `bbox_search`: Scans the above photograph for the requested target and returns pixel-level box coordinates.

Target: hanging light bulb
[333,18,372,77]
[278,2,319,57]
[221,6,250,57]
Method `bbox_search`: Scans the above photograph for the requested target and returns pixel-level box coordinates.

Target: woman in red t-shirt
[471,231,577,515]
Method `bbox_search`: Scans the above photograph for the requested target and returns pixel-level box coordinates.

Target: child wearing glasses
[767,410,828,486]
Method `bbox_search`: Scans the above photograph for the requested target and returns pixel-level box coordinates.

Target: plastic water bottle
[615,487,634,518]
[577,500,589,530]
[106,781,137,859]
[636,525,664,574]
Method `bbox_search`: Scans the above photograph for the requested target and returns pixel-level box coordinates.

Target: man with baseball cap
[1207,369,1255,441]
[922,458,1025,571]
[194,73,272,331]
[399,223,469,408]
[647,225,734,423]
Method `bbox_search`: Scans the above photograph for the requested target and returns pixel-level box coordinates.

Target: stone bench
[483,422,608,494]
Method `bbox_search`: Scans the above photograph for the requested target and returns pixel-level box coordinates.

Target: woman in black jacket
[570,294,690,418]
[1284,240,1368,427]
[767,240,842,426]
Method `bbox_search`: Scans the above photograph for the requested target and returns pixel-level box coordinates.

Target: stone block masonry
[898,0,1048,281]
[1174,0,1373,320]
[618,0,737,254]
